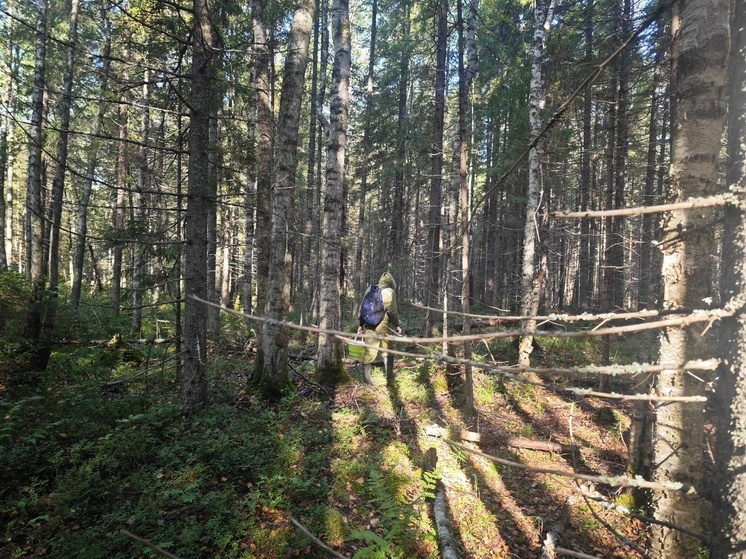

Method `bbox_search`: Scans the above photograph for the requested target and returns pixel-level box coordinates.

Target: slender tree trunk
[39,0,80,368]
[317,0,350,382]
[390,0,409,264]
[651,0,728,553]
[112,46,130,315]
[72,14,111,312]
[206,109,219,336]
[23,0,49,373]
[610,0,631,311]
[711,0,746,552]
[183,0,215,410]
[354,0,376,298]
[256,0,315,397]
[628,34,661,485]
[300,0,320,327]
[425,0,448,336]
[252,0,273,324]
[576,0,593,313]
[132,73,150,335]
[517,0,554,368]
[459,0,478,415]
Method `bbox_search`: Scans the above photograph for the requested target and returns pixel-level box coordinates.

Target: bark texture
[257,0,314,396]
[183,0,214,409]
[317,0,351,381]
[518,0,554,367]
[710,0,746,553]
[651,0,728,554]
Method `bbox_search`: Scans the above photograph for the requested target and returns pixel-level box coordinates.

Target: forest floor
[0,331,706,559]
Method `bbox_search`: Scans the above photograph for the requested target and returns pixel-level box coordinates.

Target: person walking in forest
[357,271,402,383]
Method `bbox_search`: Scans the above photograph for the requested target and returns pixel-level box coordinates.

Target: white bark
[317,0,351,379]
[518,0,555,367]
[651,0,728,554]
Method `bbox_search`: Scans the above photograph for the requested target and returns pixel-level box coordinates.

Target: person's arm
[386,290,401,332]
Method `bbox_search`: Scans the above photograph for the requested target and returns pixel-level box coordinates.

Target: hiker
[357,271,402,383]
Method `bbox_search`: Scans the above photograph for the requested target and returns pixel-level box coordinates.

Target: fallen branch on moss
[120,529,184,559]
[289,515,350,559]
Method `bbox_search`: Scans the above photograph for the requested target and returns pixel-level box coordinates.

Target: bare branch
[443,439,699,494]
[288,516,350,559]
[552,194,733,219]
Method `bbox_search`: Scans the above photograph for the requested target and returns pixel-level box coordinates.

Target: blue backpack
[360,285,386,328]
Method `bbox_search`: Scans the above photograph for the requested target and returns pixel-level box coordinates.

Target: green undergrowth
[0,361,437,559]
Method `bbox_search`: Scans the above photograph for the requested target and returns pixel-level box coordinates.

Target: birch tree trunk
[317,0,350,382]
[517,0,554,368]
[256,0,314,397]
[23,0,49,374]
[183,0,215,410]
[710,0,746,553]
[651,0,728,553]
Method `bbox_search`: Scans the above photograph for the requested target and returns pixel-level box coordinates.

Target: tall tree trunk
[610,0,631,311]
[72,10,111,312]
[517,0,554,368]
[628,32,661,485]
[23,0,49,374]
[40,0,80,369]
[112,43,131,315]
[317,0,350,382]
[183,0,215,410]
[425,0,448,336]
[252,0,273,324]
[711,0,746,552]
[651,0,728,553]
[300,0,320,326]
[206,107,220,336]
[256,0,315,397]
[132,73,150,335]
[355,0,376,298]
[459,0,477,416]
[576,0,593,313]
[390,0,410,264]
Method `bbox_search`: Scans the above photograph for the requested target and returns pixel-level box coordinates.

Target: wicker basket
[347,338,366,361]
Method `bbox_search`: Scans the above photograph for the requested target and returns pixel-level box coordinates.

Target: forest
[1,0,745,556]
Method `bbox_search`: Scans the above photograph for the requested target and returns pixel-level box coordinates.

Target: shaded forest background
[1,0,746,557]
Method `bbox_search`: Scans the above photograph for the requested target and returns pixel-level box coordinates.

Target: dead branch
[194,294,733,347]
[443,439,699,495]
[288,516,350,559]
[102,353,181,386]
[56,337,178,346]
[552,194,732,219]
[120,529,184,559]
[576,484,710,542]
[412,302,693,323]
[556,548,607,559]
[541,496,577,559]
[576,489,649,558]
[426,425,588,455]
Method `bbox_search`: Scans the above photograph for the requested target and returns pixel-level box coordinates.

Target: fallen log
[424,425,600,457]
